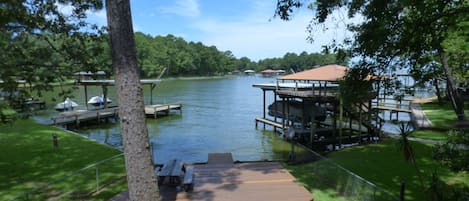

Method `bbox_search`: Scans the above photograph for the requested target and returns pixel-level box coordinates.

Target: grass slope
[327,139,468,201]
[285,139,469,201]
[0,119,126,200]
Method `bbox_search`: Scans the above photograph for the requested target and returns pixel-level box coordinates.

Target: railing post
[399,182,405,201]
[96,166,99,193]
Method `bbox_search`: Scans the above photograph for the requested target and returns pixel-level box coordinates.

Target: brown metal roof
[278,64,349,81]
[261,69,276,73]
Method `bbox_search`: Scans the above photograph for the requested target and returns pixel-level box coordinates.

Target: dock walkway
[51,103,182,126]
[144,103,182,118]
[51,107,119,126]
[111,153,312,201]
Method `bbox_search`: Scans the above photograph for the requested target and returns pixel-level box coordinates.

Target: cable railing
[10,153,126,201]
[291,143,400,201]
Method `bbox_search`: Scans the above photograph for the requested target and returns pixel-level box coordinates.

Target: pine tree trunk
[105,1,160,200]
[433,78,443,105]
[439,51,466,121]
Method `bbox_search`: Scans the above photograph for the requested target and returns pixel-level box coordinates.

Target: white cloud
[191,4,355,61]
[159,0,200,18]
[56,3,74,16]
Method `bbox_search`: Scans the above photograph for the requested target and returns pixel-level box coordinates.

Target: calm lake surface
[33,75,420,163]
[35,76,294,163]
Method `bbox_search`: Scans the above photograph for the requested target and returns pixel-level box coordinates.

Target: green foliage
[338,65,374,107]
[433,129,469,172]
[275,0,469,119]
[1,0,109,116]
[133,33,344,77]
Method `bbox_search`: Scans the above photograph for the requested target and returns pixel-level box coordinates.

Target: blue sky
[83,0,353,61]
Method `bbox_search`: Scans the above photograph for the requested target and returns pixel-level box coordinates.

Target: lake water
[33,75,420,163]
[35,76,295,163]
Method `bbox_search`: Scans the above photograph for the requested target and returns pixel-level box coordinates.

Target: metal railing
[291,143,400,201]
[10,153,126,201]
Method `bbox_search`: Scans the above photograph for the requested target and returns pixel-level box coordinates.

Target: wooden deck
[51,103,182,125]
[144,103,182,118]
[255,117,286,129]
[372,105,411,113]
[51,107,119,126]
[111,153,313,201]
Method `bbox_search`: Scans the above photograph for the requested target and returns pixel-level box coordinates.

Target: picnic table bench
[156,159,194,191]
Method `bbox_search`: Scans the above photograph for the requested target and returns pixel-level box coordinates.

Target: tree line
[134,32,343,77]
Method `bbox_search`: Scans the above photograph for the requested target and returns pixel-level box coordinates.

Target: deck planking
[111,153,313,201]
[51,103,182,126]
[145,103,182,118]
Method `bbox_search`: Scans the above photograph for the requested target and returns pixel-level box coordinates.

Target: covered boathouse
[253,64,384,150]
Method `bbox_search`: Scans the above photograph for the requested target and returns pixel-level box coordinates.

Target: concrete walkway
[410,102,433,129]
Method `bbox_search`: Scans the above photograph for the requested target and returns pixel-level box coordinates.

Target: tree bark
[105,1,160,200]
[433,78,443,105]
[440,51,466,121]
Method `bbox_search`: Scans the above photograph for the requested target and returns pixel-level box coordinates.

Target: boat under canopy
[55,98,78,111]
[268,100,327,123]
[88,95,112,107]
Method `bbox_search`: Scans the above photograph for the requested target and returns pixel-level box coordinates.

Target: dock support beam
[263,89,266,130]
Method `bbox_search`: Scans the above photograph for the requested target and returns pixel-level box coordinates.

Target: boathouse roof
[278,64,349,82]
[261,69,276,74]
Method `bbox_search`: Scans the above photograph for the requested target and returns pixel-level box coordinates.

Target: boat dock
[51,107,119,126]
[255,118,286,130]
[144,103,182,118]
[111,153,312,201]
[51,103,182,126]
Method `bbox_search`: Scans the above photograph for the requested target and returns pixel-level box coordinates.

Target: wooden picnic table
[158,159,184,185]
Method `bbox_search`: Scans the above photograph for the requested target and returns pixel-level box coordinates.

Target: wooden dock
[144,103,182,118]
[51,107,119,126]
[372,105,411,113]
[255,117,286,129]
[51,103,182,126]
[111,153,313,201]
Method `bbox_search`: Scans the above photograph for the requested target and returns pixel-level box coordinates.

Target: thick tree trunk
[433,78,443,105]
[440,51,466,121]
[105,1,160,200]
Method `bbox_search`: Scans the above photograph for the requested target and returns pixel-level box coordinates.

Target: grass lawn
[0,119,127,200]
[421,101,468,130]
[288,139,469,201]
[410,130,448,141]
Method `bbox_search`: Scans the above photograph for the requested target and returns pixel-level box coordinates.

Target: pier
[51,107,119,126]
[51,103,182,126]
[144,103,182,118]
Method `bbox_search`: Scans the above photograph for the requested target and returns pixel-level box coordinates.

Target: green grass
[285,139,469,201]
[329,139,467,201]
[0,119,127,200]
[421,101,468,129]
[410,130,448,141]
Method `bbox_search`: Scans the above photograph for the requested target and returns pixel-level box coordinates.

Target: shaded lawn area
[421,101,468,130]
[285,139,469,201]
[0,119,127,200]
[410,100,469,140]
[410,130,448,141]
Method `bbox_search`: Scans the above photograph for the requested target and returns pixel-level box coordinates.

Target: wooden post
[310,103,315,147]
[263,89,266,130]
[339,97,343,148]
[400,182,405,201]
[103,86,108,109]
[84,85,89,110]
[282,97,286,135]
[274,91,277,125]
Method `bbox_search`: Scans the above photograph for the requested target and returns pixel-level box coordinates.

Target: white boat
[87,95,112,106]
[55,98,78,111]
